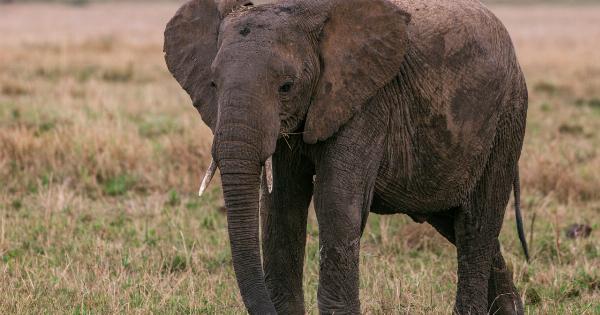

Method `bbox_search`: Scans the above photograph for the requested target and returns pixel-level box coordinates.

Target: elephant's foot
[453,234,494,313]
[487,286,523,315]
[271,298,305,315]
[318,301,361,315]
[265,283,305,315]
[265,281,305,315]
[454,298,488,315]
[487,255,524,315]
[316,240,362,315]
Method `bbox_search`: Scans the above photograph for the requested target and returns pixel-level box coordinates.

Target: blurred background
[0,0,598,313]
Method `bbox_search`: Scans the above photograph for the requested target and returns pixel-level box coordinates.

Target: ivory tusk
[198,160,217,197]
[265,156,273,193]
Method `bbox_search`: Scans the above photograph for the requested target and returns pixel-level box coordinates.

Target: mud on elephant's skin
[164,0,529,314]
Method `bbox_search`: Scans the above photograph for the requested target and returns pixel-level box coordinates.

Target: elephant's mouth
[278,114,305,139]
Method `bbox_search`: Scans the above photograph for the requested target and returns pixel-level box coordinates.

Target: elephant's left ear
[303,0,410,144]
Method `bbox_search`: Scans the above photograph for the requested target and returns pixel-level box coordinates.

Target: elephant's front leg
[260,144,314,314]
[313,155,379,314]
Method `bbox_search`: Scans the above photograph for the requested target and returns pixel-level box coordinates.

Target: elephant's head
[164,0,409,312]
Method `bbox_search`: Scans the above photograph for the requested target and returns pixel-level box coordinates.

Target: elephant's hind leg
[453,187,510,314]
[452,112,526,314]
[260,142,314,315]
[427,215,524,315]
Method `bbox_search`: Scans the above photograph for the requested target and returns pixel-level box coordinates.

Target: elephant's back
[373,0,524,213]
[393,0,516,71]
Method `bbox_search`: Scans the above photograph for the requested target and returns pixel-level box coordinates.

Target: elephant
[163,0,530,314]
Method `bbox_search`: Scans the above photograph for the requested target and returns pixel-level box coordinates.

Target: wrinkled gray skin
[164,0,528,314]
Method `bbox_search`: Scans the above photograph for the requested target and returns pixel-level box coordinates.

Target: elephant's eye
[210,81,217,89]
[279,82,293,94]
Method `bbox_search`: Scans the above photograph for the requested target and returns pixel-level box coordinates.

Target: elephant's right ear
[302,0,410,144]
[164,0,221,131]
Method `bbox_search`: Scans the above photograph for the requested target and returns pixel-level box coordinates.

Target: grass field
[0,2,599,314]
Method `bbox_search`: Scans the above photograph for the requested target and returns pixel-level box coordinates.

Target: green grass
[0,189,598,313]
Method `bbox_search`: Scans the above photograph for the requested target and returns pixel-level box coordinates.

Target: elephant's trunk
[214,123,276,314]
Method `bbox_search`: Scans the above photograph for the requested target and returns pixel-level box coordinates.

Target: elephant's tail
[514,168,530,262]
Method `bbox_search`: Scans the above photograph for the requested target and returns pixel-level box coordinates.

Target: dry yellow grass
[0,2,598,314]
